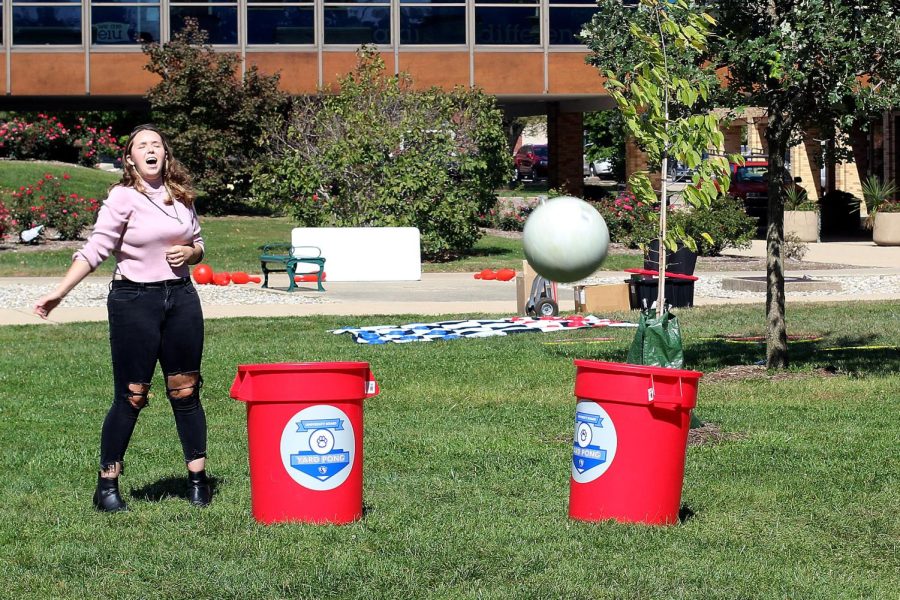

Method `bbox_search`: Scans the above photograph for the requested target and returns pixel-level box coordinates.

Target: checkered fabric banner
[332,316,635,345]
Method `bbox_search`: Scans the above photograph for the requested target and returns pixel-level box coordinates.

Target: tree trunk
[765,119,790,369]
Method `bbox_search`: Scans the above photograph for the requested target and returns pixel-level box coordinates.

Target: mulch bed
[702,364,839,383]
[687,422,748,446]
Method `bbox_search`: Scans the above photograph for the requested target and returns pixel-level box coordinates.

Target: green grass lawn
[0,160,120,200]
[0,303,897,598]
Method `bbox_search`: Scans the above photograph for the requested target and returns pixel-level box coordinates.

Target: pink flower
[63,174,71,180]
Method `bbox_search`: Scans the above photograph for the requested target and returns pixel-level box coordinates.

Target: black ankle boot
[93,473,127,512]
[187,470,211,507]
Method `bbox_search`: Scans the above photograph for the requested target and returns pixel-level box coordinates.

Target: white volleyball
[523,196,610,283]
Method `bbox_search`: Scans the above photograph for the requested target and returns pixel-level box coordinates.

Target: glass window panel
[400,7,465,44]
[475,7,540,45]
[474,0,538,4]
[90,0,159,4]
[12,0,80,3]
[248,7,314,44]
[400,0,468,3]
[549,7,596,45]
[323,0,390,4]
[323,7,390,45]
[170,6,237,44]
[247,0,312,3]
[548,0,597,4]
[92,7,160,44]
[13,6,81,44]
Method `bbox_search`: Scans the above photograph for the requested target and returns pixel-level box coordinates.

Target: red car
[728,160,803,233]
[514,144,549,181]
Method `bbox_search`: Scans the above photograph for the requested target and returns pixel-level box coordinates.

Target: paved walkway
[2,240,897,326]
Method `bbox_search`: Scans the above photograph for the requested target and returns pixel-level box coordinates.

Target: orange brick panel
[90,53,159,95]
[322,52,395,90]
[11,54,85,95]
[398,53,469,91]
[474,53,543,94]
[547,53,606,95]
[247,53,318,94]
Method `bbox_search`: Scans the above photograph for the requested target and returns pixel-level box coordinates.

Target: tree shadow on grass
[130,474,220,502]
[685,332,900,376]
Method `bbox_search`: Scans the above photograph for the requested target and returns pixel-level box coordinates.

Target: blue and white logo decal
[281,405,355,491]
[571,400,617,483]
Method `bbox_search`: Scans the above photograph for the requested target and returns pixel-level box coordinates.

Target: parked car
[584,157,613,178]
[727,159,803,234]
[514,144,549,180]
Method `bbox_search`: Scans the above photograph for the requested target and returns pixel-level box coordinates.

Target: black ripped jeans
[100,278,206,470]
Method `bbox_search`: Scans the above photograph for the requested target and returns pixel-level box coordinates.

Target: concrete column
[789,131,822,201]
[722,121,743,157]
[547,103,584,197]
[885,111,898,184]
[746,118,768,156]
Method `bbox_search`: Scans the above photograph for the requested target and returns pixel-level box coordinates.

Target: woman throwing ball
[34,124,211,512]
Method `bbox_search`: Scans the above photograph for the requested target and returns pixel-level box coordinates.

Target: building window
[12,0,82,46]
[399,0,465,46]
[548,0,597,46]
[247,1,315,45]
[323,1,391,46]
[475,1,540,46]
[170,1,238,45]
[91,2,161,45]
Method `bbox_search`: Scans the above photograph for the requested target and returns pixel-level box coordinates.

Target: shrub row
[0,114,122,167]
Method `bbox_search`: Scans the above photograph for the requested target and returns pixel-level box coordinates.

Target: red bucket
[568,360,701,525]
[230,362,379,525]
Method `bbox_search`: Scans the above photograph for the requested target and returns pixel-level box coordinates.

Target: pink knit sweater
[74,185,204,282]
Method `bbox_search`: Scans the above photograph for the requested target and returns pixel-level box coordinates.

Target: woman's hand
[34,292,64,319]
[165,245,193,267]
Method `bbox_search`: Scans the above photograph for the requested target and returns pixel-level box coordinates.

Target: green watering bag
[626,308,684,369]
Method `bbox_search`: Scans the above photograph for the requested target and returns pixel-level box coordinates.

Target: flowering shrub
[592,191,658,248]
[6,173,100,240]
[477,197,540,231]
[0,114,74,162]
[73,118,123,167]
[0,114,123,166]
[0,200,11,240]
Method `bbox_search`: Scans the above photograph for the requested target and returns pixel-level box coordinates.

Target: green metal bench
[259,242,326,292]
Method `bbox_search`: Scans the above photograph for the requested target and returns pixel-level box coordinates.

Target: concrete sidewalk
[2,240,898,326]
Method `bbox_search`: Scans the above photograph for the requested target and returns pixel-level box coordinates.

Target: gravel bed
[577,274,900,299]
[0,282,332,309]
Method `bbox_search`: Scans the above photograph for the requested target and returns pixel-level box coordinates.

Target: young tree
[712,1,900,368]
[583,0,735,315]
[252,47,510,259]
[143,19,288,214]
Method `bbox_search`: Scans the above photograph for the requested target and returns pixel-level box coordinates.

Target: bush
[0,114,75,162]
[0,114,124,166]
[592,191,658,248]
[252,47,511,259]
[143,19,288,215]
[669,194,756,256]
[6,173,100,240]
[0,200,10,240]
[478,197,540,231]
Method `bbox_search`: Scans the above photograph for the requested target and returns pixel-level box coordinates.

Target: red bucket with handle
[230,362,379,524]
[568,360,701,525]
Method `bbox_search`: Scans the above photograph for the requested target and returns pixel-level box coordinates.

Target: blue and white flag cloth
[332,316,635,345]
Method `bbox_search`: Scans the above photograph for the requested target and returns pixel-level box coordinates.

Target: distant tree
[583,110,627,180]
[711,1,900,368]
[143,19,288,214]
[252,47,510,259]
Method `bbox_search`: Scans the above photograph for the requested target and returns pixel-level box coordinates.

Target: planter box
[784,211,819,242]
[873,212,900,246]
